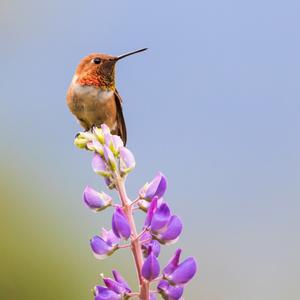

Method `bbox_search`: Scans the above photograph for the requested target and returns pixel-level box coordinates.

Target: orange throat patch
[77,72,115,90]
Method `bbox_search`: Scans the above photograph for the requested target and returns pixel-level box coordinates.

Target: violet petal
[168,257,197,285]
[92,153,110,177]
[103,145,117,171]
[144,172,167,200]
[163,249,182,277]
[112,269,131,292]
[112,135,124,154]
[151,202,171,231]
[112,207,131,239]
[94,286,120,300]
[142,251,160,281]
[103,278,128,294]
[157,215,183,244]
[144,196,158,228]
[101,228,120,246]
[119,147,136,174]
[83,186,112,211]
[90,236,115,260]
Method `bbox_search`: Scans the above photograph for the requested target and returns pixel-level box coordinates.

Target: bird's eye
[93,57,102,64]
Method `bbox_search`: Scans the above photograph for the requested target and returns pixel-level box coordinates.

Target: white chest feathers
[72,82,114,104]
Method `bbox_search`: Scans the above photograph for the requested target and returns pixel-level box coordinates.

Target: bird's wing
[114,89,127,145]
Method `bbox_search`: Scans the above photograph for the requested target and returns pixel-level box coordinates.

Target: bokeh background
[1,0,300,299]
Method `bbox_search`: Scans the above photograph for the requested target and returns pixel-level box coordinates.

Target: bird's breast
[72,83,114,104]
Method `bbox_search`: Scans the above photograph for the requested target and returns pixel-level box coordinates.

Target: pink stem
[115,175,150,300]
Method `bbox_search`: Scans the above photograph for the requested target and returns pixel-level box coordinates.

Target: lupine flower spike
[74,124,197,299]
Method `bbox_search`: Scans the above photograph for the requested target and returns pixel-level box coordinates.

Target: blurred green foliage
[0,166,138,300]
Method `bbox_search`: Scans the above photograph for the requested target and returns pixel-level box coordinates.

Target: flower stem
[115,174,150,300]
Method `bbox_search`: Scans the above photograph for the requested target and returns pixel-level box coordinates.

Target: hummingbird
[66,48,147,145]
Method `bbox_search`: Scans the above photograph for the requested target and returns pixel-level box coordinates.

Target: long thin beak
[117,48,148,60]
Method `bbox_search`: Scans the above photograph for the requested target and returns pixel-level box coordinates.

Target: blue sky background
[1,0,300,299]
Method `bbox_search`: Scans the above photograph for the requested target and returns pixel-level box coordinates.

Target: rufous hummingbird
[66,48,147,145]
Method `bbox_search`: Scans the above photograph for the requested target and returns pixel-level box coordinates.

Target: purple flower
[104,132,113,147]
[101,123,111,136]
[90,229,119,259]
[155,215,183,245]
[144,197,158,228]
[94,270,131,300]
[112,207,131,239]
[83,186,112,212]
[144,200,182,244]
[150,202,171,232]
[92,127,105,144]
[142,248,160,281]
[92,153,110,177]
[140,172,167,200]
[92,139,104,155]
[163,249,197,285]
[119,147,136,175]
[103,276,131,294]
[104,145,117,171]
[157,279,184,300]
[111,270,131,292]
[94,286,120,300]
[74,128,198,298]
[167,257,197,285]
[112,135,124,151]
[163,249,182,277]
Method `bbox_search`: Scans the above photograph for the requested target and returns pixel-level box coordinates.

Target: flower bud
[86,141,96,151]
[104,132,113,148]
[141,248,160,281]
[83,186,112,212]
[104,145,117,171]
[119,147,136,175]
[101,123,111,135]
[112,207,131,239]
[92,153,110,177]
[140,172,167,200]
[111,135,124,155]
[93,127,105,144]
[93,139,104,155]
[74,132,94,149]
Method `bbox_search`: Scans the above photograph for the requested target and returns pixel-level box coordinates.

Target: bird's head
[73,48,147,90]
